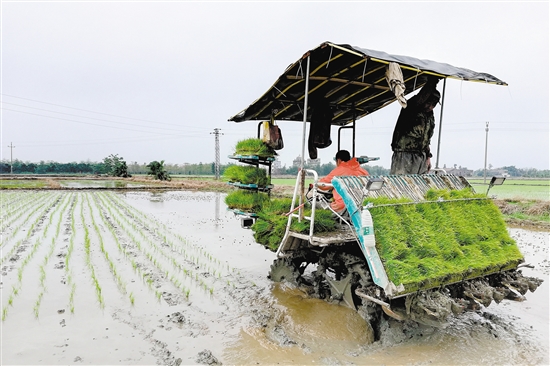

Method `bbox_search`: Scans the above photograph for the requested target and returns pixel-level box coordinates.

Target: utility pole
[210,128,223,180]
[484,122,489,184]
[8,142,15,174]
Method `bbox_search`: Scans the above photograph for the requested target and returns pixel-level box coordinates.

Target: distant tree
[364,165,390,175]
[317,162,336,176]
[0,162,10,174]
[501,166,521,177]
[103,154,130,177]
[285,166,299,176]
[127,161,147,175]
[147,160,171,181]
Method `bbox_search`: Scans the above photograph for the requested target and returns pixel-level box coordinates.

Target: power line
[443,121,547,125]
[1,102,208,132]
[12,132,212,148]
[3,94,546,127]
[2,108,205,136]
[1,93,204,128]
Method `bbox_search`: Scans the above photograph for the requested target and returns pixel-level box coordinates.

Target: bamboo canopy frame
[228,41,507,216]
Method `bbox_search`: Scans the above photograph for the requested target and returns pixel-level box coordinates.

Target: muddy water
[1,190,547,365]
[122,191,549,365]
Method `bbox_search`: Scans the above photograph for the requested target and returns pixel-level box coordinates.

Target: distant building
[292,156,321,168]
[443,164,473,176]
[307,158,320,167]
[486,168,509,177]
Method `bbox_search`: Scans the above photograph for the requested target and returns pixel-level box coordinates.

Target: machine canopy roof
[229,41,506,126]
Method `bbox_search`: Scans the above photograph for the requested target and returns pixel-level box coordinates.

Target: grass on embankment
[494,199,550,226]
[0,179,53,189]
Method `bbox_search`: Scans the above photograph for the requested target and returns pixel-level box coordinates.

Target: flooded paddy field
[57,180,150,189]
[1,190,548,365]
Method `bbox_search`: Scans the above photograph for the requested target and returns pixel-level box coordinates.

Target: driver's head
[335,150,351,164]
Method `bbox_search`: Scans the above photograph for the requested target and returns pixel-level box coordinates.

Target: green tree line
[1,159,547,178]
[0,160,105,174]
[0,159,226,176]
[473,166,550,178]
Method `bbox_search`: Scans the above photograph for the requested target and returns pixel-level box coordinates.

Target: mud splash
[130,190,548,365]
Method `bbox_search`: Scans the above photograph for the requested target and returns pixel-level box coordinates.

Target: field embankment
[1,175,548,229]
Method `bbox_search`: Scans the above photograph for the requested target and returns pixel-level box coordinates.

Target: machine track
[268,241,544,335]
[268,242,383,332]
[268,257,303,286]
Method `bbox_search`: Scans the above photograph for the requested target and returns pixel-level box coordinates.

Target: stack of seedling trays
[225,138,276,221]
[227,138,276,179]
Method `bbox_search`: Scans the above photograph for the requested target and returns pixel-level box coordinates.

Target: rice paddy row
[1,190,246,322]
[0,192,58,259]
[96,192,237,297]
[2,193,66,320]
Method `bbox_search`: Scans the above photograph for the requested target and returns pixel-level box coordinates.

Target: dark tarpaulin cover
[229,41,506,125]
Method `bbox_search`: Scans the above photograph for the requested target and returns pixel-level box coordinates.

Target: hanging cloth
[386,62,407,108]
[308,97,332,159]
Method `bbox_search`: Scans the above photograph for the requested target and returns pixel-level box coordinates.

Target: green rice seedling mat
[223,165,269,186]
[251,198,337,251]
[366,189,524,294]
[234,138,275,158]
[225,190,269,212]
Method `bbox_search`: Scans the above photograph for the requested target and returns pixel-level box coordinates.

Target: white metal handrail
[276,169,323,256]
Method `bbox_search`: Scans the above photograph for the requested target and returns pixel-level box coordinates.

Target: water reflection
[215,192,220,228]
[149,192,165,203]
[59,180,147,188]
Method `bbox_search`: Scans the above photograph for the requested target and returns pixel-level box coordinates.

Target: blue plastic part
[227,182,273,191]
[227,208,258,217]
[332,177,391,293]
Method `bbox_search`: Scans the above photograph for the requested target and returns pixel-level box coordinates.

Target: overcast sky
[2,1,548,171]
